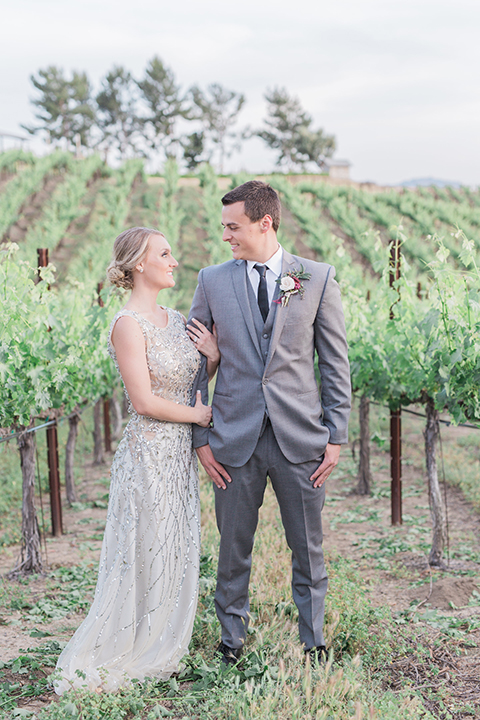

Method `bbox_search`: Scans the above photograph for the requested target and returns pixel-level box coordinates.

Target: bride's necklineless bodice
[108,307,200,415]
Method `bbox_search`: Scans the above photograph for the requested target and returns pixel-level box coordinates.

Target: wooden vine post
[103,399,112,453]
[37,248,63,536]
[46,421,63,537]
[389,238,402,526]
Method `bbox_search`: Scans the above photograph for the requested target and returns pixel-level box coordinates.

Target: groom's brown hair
[221,180,281,232]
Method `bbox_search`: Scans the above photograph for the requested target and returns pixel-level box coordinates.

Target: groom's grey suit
[189,248,351,650]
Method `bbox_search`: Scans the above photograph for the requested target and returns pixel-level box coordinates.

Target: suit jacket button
[262,378,268,384]
[263,333,269,339]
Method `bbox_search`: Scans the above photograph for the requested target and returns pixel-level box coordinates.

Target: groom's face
[221,202,264,261]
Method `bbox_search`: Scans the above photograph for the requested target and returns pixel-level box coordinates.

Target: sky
[1,0,479,186]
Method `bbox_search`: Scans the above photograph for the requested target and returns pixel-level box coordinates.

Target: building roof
[324,158,351,167]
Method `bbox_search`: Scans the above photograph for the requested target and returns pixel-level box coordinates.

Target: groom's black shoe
[305,645,328,666]
[216,641,242,666]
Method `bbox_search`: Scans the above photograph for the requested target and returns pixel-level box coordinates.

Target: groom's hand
[310,443,341,488]
[196,444,232,490]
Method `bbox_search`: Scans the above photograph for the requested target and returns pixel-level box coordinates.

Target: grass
[1,397,480,716]
[0,548,433,719]
[0,406,97,547]
[1,462,475,719]
[442,433,480,511]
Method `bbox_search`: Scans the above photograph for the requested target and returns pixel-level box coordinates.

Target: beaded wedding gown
[55,308,201,694]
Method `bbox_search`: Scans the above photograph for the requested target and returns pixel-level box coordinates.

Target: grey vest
[245,270,277,365]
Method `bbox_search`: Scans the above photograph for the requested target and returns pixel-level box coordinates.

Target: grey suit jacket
[188,249,351,467]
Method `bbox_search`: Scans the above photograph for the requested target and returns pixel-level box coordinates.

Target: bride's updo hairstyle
[107,227,165,290]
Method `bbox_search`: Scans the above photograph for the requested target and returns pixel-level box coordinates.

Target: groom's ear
[259,214,273,233]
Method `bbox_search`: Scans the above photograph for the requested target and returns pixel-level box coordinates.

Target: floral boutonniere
[275,265,311,307]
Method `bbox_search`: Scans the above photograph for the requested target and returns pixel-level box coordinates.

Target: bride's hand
[187,319,220,363]
[192,390,213,427]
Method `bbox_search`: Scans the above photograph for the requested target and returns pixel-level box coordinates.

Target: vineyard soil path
[1,433,479,662]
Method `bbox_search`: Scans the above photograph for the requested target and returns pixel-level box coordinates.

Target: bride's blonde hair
[107,227,165,290]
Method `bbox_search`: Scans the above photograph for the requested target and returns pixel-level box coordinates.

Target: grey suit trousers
[214,419,327,651]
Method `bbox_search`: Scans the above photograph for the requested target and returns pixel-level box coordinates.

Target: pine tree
[96,67,141,160]
[181,131,207,171]
[190,83,245,174]
[23,66,95,150]
[257,87,335,171]
[137,56,190,161]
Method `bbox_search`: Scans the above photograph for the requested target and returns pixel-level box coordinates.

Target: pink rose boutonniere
[274,265,311,307]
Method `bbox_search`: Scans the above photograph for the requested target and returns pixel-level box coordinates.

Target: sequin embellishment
[54,308,201,694]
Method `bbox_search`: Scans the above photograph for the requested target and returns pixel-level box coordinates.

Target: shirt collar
[246,244,283,276]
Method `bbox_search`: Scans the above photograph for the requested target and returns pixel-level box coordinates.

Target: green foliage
[180,131,206,171]
[96,67,142,161]
[376,189,474,262]
[2,170,480,718]
[346,232,480,423]
[137,56,189,162]
[0,151,72,238]
[24,563,98,623]
[0,149,36,174]
[190,83,245,173]
[271,176,370,284]
[257,87,335,171]
[18,155,104,265]
[159,159,180,250]
[442,434,480,511]
[0,244,72,425]
[0,238,125,428]
[0,554,434,720]
[0,641,62,713]
[157,159,185,308]
[197,164,231,266]
[67,158,142,292]
[22,67,95,150]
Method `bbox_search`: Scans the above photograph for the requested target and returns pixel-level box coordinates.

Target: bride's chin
[158,273,175,284]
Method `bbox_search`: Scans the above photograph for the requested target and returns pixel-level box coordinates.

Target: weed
[451,544,480,563]
[0,642,62,714]
[329,507,382,529]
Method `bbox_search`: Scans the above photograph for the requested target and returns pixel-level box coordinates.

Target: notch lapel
[231,260,263,361]
[264,250,297,373]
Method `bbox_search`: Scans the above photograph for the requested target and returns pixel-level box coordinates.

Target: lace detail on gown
[54,308,201,694]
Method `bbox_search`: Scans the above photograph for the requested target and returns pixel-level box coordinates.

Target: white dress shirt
[246,245,283,306]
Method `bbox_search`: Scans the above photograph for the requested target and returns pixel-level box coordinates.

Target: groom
[188,180,351,663]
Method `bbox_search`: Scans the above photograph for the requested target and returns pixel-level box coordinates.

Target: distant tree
[22,66,95,150]
[296,125,336,171]
[180,131,207,171]
[190,83,245,173]
[96,67,141,160]
[257,87,335,171]
[137,56,190,161]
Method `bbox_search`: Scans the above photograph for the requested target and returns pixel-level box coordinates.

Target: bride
[54,227,218,694]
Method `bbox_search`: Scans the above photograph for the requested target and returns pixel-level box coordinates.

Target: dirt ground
[1,445,479,653]
[323,479,480,612]
[1,427,479,716]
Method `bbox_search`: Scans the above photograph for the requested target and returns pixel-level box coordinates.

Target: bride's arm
[111,315,212,426]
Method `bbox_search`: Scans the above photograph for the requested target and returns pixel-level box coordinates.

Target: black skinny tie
[254,264,269,321]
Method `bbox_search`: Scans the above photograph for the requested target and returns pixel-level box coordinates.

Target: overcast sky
[1,0,479,185]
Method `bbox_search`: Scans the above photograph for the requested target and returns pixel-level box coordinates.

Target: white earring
[138,267,144,273]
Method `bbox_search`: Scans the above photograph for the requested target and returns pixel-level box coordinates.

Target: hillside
[1,151,480,719]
